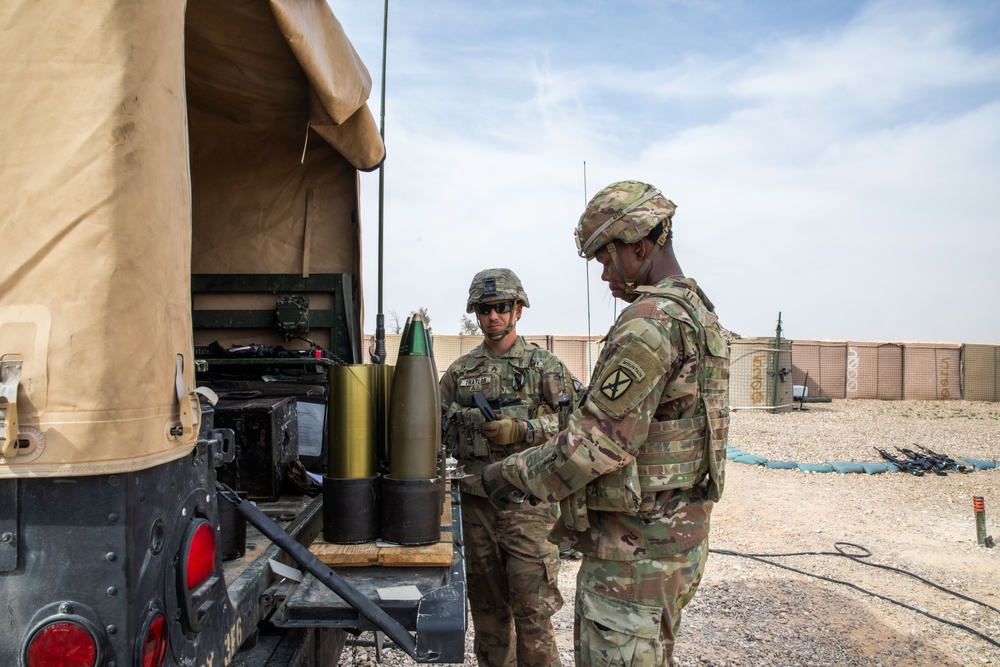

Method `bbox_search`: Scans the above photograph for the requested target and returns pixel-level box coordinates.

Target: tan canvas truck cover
[0,0,385,478]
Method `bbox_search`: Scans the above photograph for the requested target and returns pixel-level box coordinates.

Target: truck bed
[222,488,467,663]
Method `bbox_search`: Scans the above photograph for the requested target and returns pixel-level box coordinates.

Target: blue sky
[330,0,1000,344]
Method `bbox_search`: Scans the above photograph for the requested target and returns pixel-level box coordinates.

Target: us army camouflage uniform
[498,277,729,667]
[441,336,580,667]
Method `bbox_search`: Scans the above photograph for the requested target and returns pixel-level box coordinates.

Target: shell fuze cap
[466,268,530,313]
[575,180,677,259]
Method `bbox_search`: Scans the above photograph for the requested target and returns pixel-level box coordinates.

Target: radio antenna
[584,161,593,375]
[373,0,390,364]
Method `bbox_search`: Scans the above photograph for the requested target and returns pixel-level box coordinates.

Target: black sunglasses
[476,302,514,315]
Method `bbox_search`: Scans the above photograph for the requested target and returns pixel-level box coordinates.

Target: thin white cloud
[332,0,1000,344]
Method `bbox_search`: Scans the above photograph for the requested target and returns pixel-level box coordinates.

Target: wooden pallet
[309,494,453,568]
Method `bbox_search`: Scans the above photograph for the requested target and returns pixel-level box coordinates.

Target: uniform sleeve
[529,412,561,440]
[502,317,678,503]
[526,352,582,440]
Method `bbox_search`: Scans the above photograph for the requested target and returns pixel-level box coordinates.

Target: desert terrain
[343,399,1000,666]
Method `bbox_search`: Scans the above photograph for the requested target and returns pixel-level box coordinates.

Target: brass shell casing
[328,364,378,479]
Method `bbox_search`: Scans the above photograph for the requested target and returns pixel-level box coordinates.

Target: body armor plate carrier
[585,285,729,515]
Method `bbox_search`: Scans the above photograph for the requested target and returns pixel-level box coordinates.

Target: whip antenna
[373,0,390,363]
[583,161,593,376]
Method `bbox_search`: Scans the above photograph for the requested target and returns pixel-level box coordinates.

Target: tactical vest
[444,342,551,465]
[584,284,729,516]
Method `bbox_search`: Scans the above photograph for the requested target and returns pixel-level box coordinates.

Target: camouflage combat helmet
[575,180,677,302]
[466,268,530,313]
[575,180,677,260]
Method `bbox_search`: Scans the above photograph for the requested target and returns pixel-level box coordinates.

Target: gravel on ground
[339,399,1000,666]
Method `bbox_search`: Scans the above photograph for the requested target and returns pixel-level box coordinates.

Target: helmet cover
[575,180,677,259]
[466,268,530,313]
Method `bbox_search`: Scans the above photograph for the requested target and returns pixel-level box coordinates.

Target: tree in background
[459,315,478,335]
[388,309,404,334]
[387,308,433,334]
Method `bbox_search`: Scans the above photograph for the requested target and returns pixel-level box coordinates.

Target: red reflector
[26,621,97,667]
[141,614,168,667]
[185,520,217,590]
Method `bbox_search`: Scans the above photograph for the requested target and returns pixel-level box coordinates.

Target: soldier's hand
[481,462,540,509]
[480,417,525,446]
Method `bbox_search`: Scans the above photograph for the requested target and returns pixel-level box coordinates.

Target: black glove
[481,462,540,509]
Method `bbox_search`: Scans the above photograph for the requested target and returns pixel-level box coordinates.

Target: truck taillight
[184,520,217,590]
[25,621,97,667]
[178,517,220,633]
[139,614,168,667]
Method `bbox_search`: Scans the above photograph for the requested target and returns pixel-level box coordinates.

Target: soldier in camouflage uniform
[481,183,729,667]
[441,268,581,667]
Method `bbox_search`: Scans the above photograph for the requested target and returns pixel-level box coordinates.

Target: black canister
[323,474,381,544]
[380,475,442,546]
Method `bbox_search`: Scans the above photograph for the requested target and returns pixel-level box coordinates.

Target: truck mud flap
[414,575,467,663]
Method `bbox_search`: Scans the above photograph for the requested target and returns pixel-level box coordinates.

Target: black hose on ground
[711,541,1000,649]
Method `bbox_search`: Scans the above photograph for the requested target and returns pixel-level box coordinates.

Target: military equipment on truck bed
[1,1,465,665]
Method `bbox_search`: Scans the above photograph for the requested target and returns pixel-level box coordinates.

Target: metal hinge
[0,360,23,457]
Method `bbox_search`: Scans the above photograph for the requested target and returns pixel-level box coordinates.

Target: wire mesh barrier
[791,341,848,399]
[846,342,903,400]
[728,338,794,411]
[963,344,1000,402]
[902,343,962,400]
[364,334,604,385]
[786,340,997,403]
[362,334,1000,404]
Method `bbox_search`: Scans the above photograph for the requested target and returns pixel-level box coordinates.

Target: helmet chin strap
[605,229,669,302]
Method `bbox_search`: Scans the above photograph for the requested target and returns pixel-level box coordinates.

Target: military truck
[0,1,465,665]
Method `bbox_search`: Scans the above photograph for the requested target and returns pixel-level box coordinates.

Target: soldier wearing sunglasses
[441,268,581,667]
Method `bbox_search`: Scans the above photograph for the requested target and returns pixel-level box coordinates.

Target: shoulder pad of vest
[613,315,668,352]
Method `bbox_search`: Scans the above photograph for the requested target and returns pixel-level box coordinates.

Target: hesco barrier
[549,336,602,386]
[963,344,1000,402]
[728,337,793,412]
[428,335,483,374]
[364,334,604,385]
[363,334,998,403]
[791,341,848,399]
[902,343,962,401]
[846,342,903,400]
